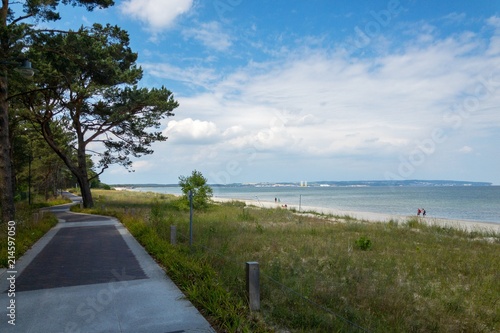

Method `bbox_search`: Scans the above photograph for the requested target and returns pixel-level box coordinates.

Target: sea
[132,185,500,224]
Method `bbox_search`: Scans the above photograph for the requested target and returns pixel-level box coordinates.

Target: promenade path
[0,192,215,333]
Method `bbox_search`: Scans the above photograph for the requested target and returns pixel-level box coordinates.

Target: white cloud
[222,125,243,138]
[132,160,154,171]
[119,0,193,31]
[459,146,473,154]
[141,63,220,90]
[183,21,232,51]
[132,16,500,184]
[486,16,500,29]
[442,12,466,24]
[164,118,219,143]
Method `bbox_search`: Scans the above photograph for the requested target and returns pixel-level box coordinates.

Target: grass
[76,189,500,333]
[0,197,67,268]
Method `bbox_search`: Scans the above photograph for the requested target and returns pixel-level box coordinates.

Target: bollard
[80,201,83,209]
[189,190,193,247]
[170,225,177,245]
[246,261,260,311]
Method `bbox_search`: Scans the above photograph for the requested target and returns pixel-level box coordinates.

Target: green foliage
[15,22,178,208]
[10,124,74,202]
[178,170,213,210]
[355,236,372,250]
[20,1,114,23]
[0,204,58,268]
[220,200,246,208]
[1,0,119,221]
[93,182,111,190]
[238,207,256,221]
[25,23,178,173]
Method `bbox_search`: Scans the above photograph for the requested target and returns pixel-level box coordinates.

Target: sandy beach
[212,197,500,234]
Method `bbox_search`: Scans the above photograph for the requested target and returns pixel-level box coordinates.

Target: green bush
[355,236,372,250]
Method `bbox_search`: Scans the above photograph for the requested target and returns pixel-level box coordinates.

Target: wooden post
[189,190,193,247]
[170,225,177,245]
[246,261,260,311]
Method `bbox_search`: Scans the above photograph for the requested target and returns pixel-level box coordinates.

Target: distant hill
[112,180,492,188]
[308,180,492,187]
[235,180,492,187]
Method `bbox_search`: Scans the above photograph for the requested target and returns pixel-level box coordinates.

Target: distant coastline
[117,183,500,225]
[112,186,500,233]
[111,179,493,188]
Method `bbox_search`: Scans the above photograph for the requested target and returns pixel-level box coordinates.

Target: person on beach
[417,208,421,216]
[422,208,426,216]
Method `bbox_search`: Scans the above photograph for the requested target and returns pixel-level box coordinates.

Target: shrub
[355,236,372,250]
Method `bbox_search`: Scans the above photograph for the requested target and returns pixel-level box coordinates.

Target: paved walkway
[1,193,215,333]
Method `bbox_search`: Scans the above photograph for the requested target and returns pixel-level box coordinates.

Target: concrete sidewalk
[1,193,215,333]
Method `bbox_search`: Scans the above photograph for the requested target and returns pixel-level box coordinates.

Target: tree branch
[88,164,108,181]
[7,86,56,101]
[12,13,34,25]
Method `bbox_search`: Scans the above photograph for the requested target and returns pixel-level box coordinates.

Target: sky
[54,0,500,185]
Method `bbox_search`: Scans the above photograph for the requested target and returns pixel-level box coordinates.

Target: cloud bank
[143,17,499,183]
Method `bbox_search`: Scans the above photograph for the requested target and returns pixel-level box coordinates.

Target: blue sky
[54,1,500,185]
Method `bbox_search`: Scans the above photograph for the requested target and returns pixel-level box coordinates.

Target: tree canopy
[19,23,178,207]
[179,170,213,210]
[1,0,116,221]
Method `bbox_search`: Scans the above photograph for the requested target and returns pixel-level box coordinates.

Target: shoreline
[113,187,500,233]
[212,197,500,233]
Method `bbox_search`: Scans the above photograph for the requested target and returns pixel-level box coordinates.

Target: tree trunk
[38,118,94,208]
[76,141,93,208]
[78,176,93,208]
[0,75,15,222]
[61,155,94,208]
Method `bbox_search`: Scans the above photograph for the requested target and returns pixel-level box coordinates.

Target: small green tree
[179,170,213,209]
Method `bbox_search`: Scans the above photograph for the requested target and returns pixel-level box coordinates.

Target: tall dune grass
[82,189,500,333]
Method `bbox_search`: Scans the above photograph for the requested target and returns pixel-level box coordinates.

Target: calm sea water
[133,186,500,224]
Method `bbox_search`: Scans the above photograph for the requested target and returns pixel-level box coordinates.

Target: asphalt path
[1,192,215,333]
